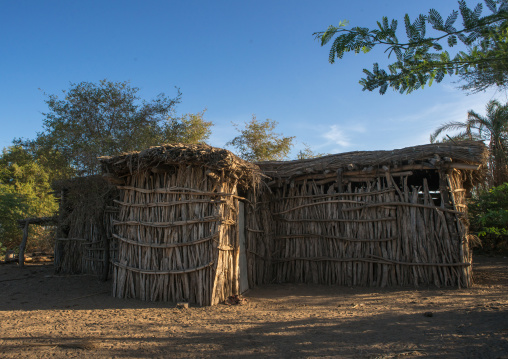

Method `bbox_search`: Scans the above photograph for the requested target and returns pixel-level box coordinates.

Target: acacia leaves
[316,0,508,94]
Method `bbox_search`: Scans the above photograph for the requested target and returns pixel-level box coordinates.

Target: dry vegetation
[0,255,507,358]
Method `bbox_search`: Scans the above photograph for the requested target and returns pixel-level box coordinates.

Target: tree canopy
[316,0,508,94]
[226,116,295,162]
[161,111,213,144]
[17,80,213,176]
[431,99,508,186]
[0,146,58,250]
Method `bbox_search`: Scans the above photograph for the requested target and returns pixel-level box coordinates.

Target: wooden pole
[54,189,65,271]
[19,220,29,268]
[101,217,110,282]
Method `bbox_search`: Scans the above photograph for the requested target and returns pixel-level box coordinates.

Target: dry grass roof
[257,141,488,181]
[99,143,262,188]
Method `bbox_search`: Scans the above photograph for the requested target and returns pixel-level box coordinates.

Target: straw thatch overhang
[99,143,262,189]
[257,141,488,187]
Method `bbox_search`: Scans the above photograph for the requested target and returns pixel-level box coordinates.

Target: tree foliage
[17,80,215,176]
[430,99,508,186]
[316,0,508,94]
[469,183,508,253]
[161,110,213,144]
[0,146,58,250]
[227,116,295,162]
[296,143,327,160]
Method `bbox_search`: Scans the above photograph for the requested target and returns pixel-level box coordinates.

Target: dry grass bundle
[258,140,487,187]
[100,143,262,190]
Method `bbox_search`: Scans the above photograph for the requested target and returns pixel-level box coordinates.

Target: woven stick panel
[55,176,118,276]
[112,164,240,306]
[257,172,471,288]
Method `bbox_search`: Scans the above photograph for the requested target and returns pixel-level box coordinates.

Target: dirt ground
[0,256,507,359]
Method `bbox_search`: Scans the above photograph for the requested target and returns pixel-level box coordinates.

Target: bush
[469,183,508,254]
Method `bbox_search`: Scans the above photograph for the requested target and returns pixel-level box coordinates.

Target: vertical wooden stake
[336,169,343,220]
[336,169,343,193]
[101,216,110,282]
[54,189,66,271]
[19,220,29,268]
[233,199,240,295]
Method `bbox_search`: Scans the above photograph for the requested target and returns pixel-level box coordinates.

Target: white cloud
[320,123,367,148]
[322,125,351,147]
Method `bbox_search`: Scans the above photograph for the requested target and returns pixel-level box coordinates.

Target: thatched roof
[99,143,262,188]
[257,141,488,181]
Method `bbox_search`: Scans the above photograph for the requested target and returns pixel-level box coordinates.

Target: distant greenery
[0,146,58,251]
[15,80,215,176]
[469,183,508,253]
[162,110,213,144]
[4,79,215,252]
[227,116,295,162]
[296,143,327,160]
[316,1,508,94]
[2,79,319,254]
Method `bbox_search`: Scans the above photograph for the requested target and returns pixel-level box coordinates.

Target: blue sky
[1,0,505,158]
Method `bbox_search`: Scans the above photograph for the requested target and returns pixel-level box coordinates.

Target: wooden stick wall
[112,165,240,306]
[246,169,472,288]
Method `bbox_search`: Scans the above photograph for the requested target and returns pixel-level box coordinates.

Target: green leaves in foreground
[316,1,508,94]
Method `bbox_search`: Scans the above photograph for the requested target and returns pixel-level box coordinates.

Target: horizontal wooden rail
[366,255,471,267]
[274,188,396,201]
[112,260,214,274]
[273,234,397,242]
[276,217,396,223]
[117,186,247,201]
[113,215,220,228]
[273,201,463,215]
[112,232,218,248]
[272,256,471,267]
[246,228,264,233]
[114,199,225,207]
[55,237,88,242]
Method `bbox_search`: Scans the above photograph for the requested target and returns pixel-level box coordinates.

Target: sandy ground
[0,256,507,359]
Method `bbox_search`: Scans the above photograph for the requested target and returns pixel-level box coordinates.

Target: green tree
[296,143,327,160]
[18,79,184,176]
[316,1,508,94]
[227,116,295,162]
[160,110,213,144]
[11,140,75,183]
[469,183,508,253]
[0,146,58,250]
[0,187,28,252]
[430,99,508,186]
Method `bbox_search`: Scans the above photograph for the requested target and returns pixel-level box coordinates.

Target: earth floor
[0,255,507,358]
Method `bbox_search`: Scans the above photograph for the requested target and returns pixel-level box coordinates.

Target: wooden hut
[99,144,261,306]
[245,141,488,289]
[53,176,118,277]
